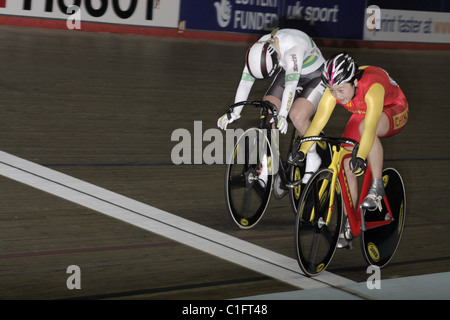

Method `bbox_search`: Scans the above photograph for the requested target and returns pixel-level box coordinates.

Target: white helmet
[245,36,280,79]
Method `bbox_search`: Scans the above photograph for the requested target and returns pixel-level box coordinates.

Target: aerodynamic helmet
[245,30,280,79]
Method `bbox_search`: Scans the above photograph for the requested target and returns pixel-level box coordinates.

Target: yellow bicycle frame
[309,145,353,225]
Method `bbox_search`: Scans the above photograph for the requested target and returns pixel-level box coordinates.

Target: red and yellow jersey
[300,66,407,159]
[338,66,403,114]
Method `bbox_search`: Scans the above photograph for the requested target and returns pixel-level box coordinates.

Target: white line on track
[0,150,354,291]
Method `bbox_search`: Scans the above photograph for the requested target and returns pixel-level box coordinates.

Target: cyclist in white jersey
[218,28,326,187]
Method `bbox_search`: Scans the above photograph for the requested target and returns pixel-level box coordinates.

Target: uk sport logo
[214,0,232,28]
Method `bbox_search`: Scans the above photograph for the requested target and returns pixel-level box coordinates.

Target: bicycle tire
[288,131,305,214]
[288,134,332,215]
[295,168,343,277]
[225,128,274,229]
[288,164,304,214]
[361,167,406,268]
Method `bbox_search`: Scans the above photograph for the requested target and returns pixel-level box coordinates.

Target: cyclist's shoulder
[358,66,400,95]
[359,66,393,82]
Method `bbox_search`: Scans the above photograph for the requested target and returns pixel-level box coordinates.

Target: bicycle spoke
[228,174,246,189]
[253,180,268,199]
[307,231,321,271]
[239,186,253,218]
[321,225,334,246]
[312,180,320,222]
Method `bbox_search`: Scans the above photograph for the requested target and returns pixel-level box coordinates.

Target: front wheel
[295,168,343,277]
[225,128,274,229]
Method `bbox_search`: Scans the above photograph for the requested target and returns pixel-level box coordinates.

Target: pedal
[338,219,354,250]
[286,180,302,189]
[273,174,288,200]
[337,237,354,250]
[362,194,383,212]
[347,240,355,250]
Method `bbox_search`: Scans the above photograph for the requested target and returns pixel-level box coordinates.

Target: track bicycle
[223,100,331,229]
[294,136,406,277]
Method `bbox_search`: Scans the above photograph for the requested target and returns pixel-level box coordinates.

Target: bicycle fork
[309,146,340,225]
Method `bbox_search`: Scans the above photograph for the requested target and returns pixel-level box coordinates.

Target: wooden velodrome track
[0,25,449,300]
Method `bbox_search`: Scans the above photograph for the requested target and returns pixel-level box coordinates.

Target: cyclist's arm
[233,66,256,115]
[299,88,336,154]
[357,83,385,159]
[279,46,303,119]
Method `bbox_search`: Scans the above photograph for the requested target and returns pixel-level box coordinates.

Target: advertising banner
[363,7,450,43]
[282,0,365,39]
[180,0,279,34]
[0,0,180,28]
[180,0,365,39]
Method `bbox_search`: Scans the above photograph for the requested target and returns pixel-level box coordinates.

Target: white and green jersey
[234,29,325,118]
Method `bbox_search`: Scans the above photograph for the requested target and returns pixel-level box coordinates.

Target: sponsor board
[0,0,180,28]
[364,8,450,43]
[180,0,279,34]
[180,0,365,39]
[282,0,365,39]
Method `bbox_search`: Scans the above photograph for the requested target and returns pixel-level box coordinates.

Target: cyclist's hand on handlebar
[272,115,288,134]
[217,112,240,130]
[288,150,305,166]
[349,157,367,177]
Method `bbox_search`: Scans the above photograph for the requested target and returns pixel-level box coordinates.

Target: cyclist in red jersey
[297,53,408,234]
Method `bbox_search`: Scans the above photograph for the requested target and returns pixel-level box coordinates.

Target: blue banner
[282,0,365,39]
[179,0,365,39]
[180,0,279,34]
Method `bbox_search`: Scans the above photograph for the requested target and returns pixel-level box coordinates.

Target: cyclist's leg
[358,114,388,210]
[342,113,388,211]
[359,113,389,180]
[360,97,408,265]
[263,69,284,113]
[341,111,390,204]
[289,73,325,183]
[289,98,321,184]
[265,68,324,134]
[361,100,408,210]
[261,74,284,199]
[288,98,315,136]
[338,114,364,248]
[361,98,409,178]
[342,114,365,208]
